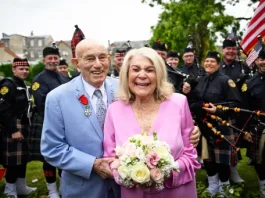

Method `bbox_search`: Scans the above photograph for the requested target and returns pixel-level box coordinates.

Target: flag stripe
[248,0,265,27]
[241,0,265,54]
[245,12,265,37]
[242,26,265,52]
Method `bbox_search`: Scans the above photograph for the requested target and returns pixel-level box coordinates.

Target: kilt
[1,119,30,166]
[29,112,44,161]
[246,127,265,164]
[0,126,3,164]
[205,124,238,166]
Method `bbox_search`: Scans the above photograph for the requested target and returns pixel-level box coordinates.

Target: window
[4,41,9,48]
[30,40,34,47]
[38,51,42,58]
[38,40,42,47]
[30,51,35,58]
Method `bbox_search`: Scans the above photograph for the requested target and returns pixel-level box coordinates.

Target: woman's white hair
[117,47,174,103]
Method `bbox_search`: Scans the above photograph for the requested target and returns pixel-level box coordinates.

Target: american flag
[241,0,265,55]
[246,41,262,66]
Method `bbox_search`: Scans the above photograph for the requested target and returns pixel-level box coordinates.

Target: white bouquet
[111,132,179,191]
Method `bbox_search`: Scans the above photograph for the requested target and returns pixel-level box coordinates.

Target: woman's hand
[182,82,191,94]
[190,126,200,147]
[202,103,217,114]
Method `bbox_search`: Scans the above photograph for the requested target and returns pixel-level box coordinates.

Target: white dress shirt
[82,77,107,113]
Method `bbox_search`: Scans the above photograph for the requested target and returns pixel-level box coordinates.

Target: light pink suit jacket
[103,93,200,198]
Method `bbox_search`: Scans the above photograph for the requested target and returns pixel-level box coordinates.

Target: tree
[25,62,45,83]
[142,0,259,7]
[149,0,237,62]
[0,64,13,77]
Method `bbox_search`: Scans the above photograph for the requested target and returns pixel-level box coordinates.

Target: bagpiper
[0,58,37,197]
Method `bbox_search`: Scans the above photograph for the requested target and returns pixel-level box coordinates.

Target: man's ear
[107,55,111,61]
[12,67,16,73]
[72,58,81,72]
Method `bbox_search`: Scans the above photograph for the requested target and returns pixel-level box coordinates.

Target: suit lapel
[74,76,103,140]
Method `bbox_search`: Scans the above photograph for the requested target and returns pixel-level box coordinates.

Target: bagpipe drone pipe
[189,101,265,152]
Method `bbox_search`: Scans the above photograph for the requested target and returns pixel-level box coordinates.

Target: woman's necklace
[132,101,160,133]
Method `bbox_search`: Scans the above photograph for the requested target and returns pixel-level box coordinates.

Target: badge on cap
[241,83,248,92]
[228,79,236,88]
[32,82,40,91]
[0,86,8,95]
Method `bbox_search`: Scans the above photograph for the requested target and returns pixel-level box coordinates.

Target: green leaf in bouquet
[153,131,158,140]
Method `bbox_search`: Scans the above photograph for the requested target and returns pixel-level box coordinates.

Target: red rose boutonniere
[78,94,91,116]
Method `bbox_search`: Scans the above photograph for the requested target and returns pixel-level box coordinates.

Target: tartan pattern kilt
[29,113,44,161]
[1,119,30,166]
[206,124,238,166]
[0,126,3,164]
[246,127,264,164]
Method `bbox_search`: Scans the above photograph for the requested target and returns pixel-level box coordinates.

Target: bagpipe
[191,101,265,153]
[167,68,198,92]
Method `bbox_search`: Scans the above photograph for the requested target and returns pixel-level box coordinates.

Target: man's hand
[93,157,115,179]
[12,132,24,141]
[182,82,191,94]
[202,103,217,114]
[244,132,253,143]
[190,126,200,147]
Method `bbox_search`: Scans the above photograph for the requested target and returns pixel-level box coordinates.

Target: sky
[0,0,258,47]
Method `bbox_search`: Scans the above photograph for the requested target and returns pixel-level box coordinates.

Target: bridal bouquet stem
[111,131,179,191]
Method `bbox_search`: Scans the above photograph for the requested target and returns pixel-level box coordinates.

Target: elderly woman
[103,47,200,198]
[183,51,241,196]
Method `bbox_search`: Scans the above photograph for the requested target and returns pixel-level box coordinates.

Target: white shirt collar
[81,77,105,99]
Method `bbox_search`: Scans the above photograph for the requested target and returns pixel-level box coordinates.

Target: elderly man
[41,39,200,198]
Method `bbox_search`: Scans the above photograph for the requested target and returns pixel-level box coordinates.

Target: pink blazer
[103,93,200,198]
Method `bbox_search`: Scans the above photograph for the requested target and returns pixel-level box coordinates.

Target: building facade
[0,32,54,63]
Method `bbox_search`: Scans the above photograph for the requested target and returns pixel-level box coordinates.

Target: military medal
[78,94,91,117]
[84,105,92,116]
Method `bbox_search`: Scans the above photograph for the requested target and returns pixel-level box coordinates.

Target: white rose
[130,163,150,184]
[153,145,170,160]
[141,136,154,145]
[135,148,146,161]
[124,143,137,157]
[117,166,130,179]
[115,146,125,157]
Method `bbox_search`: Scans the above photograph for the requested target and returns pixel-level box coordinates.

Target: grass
[0,149,260,198]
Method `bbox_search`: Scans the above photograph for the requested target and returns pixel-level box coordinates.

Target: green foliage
[25,62,45,83]
[196,181,261,198]
[0,64,13,77]
[215,183,244,198]
[141,0,258,7]
[149,0,238,62]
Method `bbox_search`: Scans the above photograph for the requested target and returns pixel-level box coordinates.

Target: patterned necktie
[94,89,106,131]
